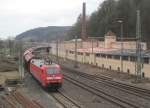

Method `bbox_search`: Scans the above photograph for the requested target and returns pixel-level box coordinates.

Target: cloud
[0,0,104,38]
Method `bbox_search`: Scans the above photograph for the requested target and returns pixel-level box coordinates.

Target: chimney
[81,2,87,41]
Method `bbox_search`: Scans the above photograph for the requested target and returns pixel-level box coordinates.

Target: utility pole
[18,41,24,80]
[74,36,78,68]
[118,20,123,73]
[56,40,59,63]
[135,10,143,81]
[92,39,94,54]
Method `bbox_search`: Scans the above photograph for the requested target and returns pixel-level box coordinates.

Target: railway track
[0,91,44,108]
[62,67,150,100]
[62,67,149,108]
[64,75,147,108]
[50,90,82,108]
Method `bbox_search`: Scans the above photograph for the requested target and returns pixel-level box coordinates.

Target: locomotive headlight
[55,77,62,79]
[46,77,53,80]
[46,77,62,80]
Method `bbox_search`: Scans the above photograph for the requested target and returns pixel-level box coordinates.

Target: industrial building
[50,31,150,78]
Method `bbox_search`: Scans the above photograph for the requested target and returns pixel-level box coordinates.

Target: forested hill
[69,0,150,48]
[16,26,71,42]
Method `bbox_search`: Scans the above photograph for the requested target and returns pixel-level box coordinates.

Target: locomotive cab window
[46,68,60,74]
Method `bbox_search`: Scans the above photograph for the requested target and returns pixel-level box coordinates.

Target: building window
[122,56,128,61]
[102,64,104,68]
[130,56,136,62]
[69,51,74,54]
[101,54,106,58]
[109,66,111,70]
[107,55,112,59]
[127,69,130,74]
[142,72,145,78]
[114,55,120,60]
[144,58,149,64]
[117,67,120,71]
[77,52,83,55]
[86,53,90,56]
[95,54,101,57]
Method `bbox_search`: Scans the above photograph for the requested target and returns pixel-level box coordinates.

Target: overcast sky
[0,0,104,39]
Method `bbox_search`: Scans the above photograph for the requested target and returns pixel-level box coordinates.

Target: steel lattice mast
[135,10,144,80]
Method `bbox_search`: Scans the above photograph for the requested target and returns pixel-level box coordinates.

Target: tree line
[0,38,23,58]
[68,0,150,48]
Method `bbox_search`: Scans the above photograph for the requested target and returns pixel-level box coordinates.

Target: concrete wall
[95,57,136,75]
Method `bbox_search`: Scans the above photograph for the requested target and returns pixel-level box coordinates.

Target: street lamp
[117,20,123,73]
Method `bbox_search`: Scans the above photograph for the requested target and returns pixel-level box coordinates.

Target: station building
[50,31,150,78]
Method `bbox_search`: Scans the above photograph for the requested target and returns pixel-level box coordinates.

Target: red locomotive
[24,47,63,89]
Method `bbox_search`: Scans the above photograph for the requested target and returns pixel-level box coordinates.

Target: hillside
[15,26,71,42]
[70,0,150,48]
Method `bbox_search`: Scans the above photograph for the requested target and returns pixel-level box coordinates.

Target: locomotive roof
[31,59,59,68]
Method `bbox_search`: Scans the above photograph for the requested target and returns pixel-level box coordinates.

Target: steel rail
[63,69,150,100]
[32,100,44,108]
[64,74,147,108]
[13,92,44,108]
[62,67,150,99]
[50,91,82,108]
[2,96,17,108]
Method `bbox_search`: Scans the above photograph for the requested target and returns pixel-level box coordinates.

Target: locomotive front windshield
[46,68,60,74]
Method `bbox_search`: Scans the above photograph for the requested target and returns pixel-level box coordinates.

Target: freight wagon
[24,46,63,90]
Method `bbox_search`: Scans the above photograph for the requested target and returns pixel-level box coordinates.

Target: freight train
[24,46,63,89]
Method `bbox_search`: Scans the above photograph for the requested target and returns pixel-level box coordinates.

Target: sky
[0,0,104,39]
